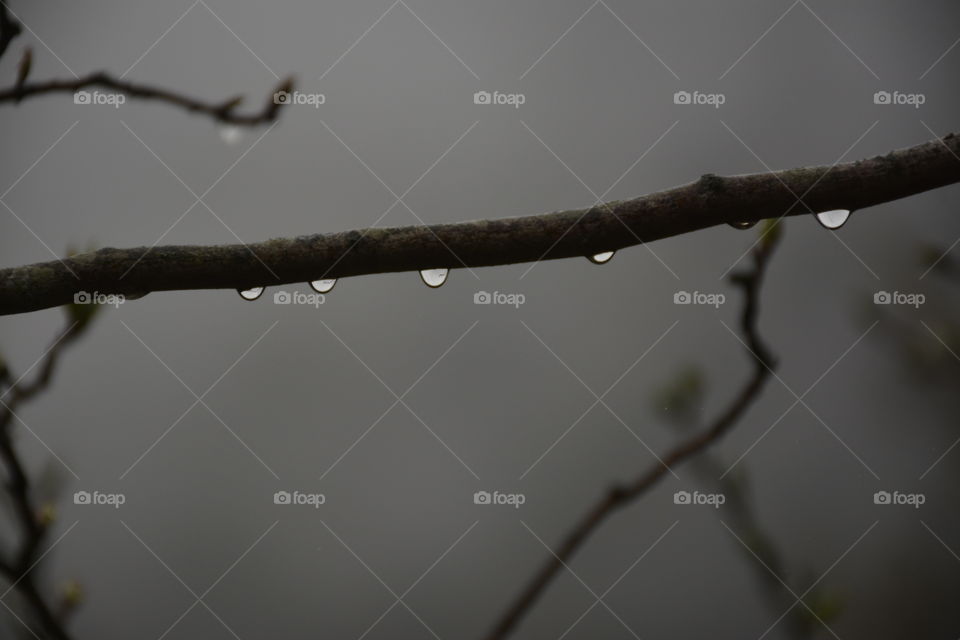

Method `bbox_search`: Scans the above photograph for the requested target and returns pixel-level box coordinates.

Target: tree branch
[485,220,782,640]
[0,71,294,125]
[1,132,957,316]
[0,1,293,123]
[0,1,21,61]
[0,317,88,640]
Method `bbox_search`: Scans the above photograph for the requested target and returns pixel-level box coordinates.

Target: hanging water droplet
[219,126,243,146]
[814,209,851,230]
[728,220,756,230]
[309,279,336,294]
[238,286,265,301]
[419,268,448,288]
[587,251,615,265]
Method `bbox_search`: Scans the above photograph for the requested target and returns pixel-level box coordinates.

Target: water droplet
[238,286,264,301]
[219,126,243,146]
[309,279,336,294]
[728,220,756,230]
[814,209,851,230]
[587,251,615,265]
[419,269,448,288]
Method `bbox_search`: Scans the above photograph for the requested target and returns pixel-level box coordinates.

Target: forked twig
[486,222,781,639]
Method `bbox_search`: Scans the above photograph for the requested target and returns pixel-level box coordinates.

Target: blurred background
[1,0,959,637]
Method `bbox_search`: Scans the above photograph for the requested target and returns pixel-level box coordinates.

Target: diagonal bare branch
[485,221,782,640]
[1,132,958,316]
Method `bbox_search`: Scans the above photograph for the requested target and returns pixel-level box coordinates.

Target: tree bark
[1,133,958,316]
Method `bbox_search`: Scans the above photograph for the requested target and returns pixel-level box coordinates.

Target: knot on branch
[697,173,728,195]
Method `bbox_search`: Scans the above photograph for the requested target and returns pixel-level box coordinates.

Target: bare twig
[696,457,826,638]
[0,1,21,61]
[0,1,292,123]
[0,315,91,640]
[485,222,782,639]
[1,132,956,316]
[1,322,82,420]
[0,72,294,125]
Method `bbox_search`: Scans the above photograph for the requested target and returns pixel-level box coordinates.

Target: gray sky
[1,1,959,638]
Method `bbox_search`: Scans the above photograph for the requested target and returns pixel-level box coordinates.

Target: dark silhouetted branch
[0,132,957,316]
[485,222,782,640]
[0,316,91,640]
[0,2,21,61]
[0,71,294,125]
[0,1,292,123]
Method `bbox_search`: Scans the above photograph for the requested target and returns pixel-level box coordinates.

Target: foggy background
[1,0,959,637]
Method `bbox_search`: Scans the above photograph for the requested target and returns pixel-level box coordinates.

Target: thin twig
[0,132,956,316]
[0,72,294,125]
[0,1,21,61]
[0,0,292,123]
[485,223,781,639]
[0,318,89,640]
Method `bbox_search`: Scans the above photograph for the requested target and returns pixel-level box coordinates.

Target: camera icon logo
[273,491,292,505]
[473,490,492,505]
[473,91,492,105]
[673,291,692,304]
[673,491,691,505]
[874,291,891,304]
[73,291,91,304]
[73,491,91,505]
[873,491,891,505]
[474,291,492,305]
[73,91,91,105]
[274,90,291,105]
[273,291,292,304]
[873,91,891,105]
[673,91,692,105]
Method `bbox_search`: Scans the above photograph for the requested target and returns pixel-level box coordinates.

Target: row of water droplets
[224,119,849,295]
[221,121,611,300]
[728,209,852,231]
[237,258,616,301]
[238,270,449,301]
[239,212,849,300]
[238,278,334,301]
